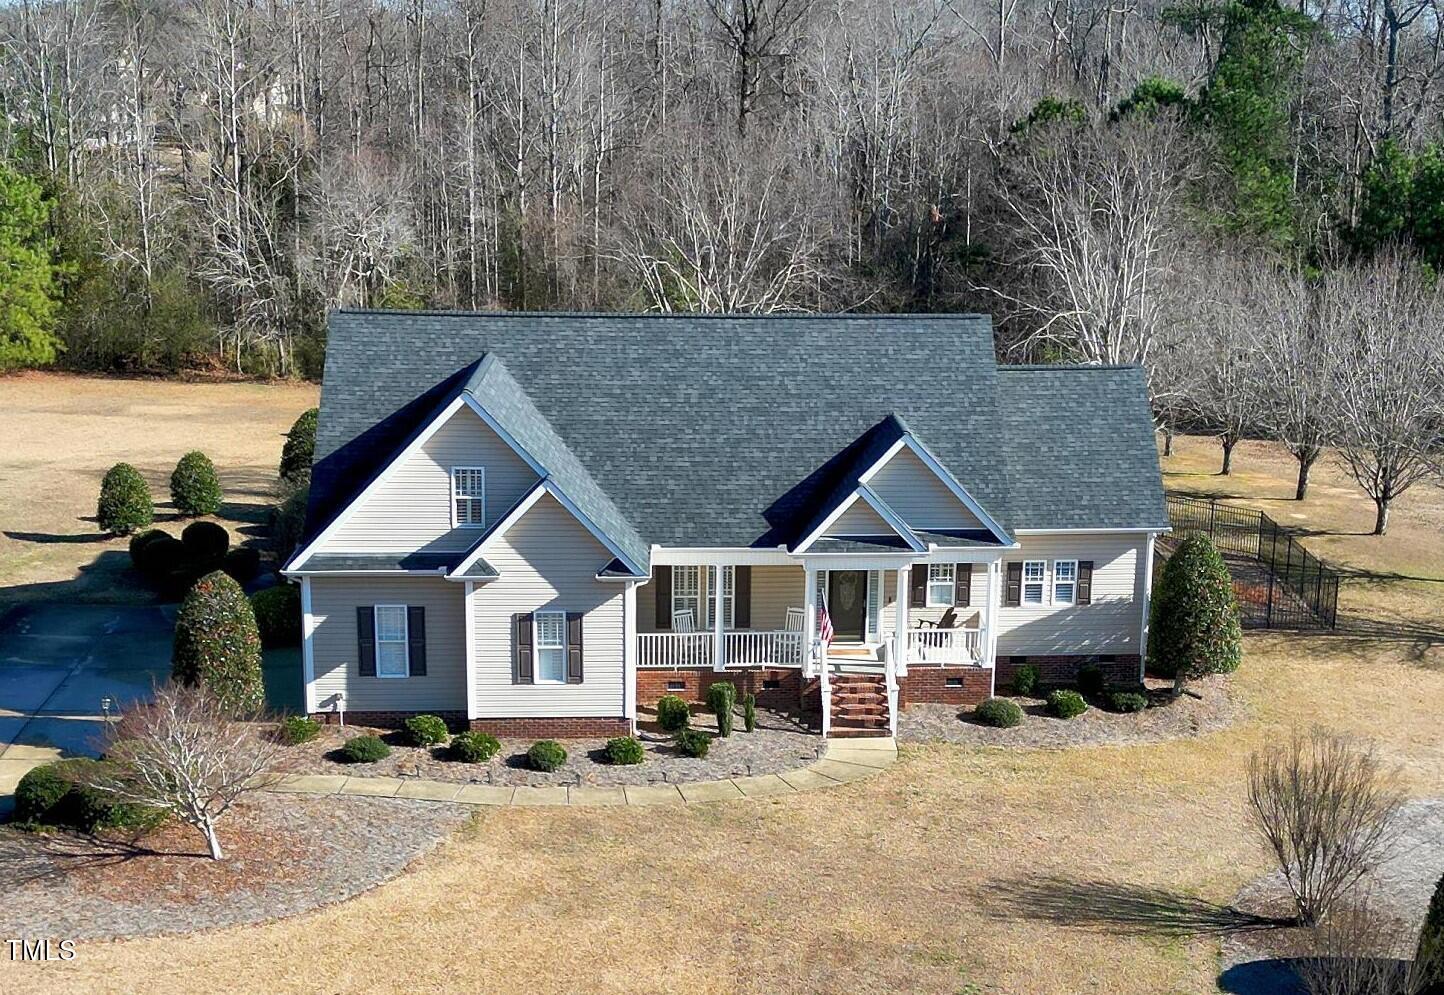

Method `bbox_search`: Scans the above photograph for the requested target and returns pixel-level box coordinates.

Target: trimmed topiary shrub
[14,759,165,832]
[98,463,154,535]
[742,692,757,733]
[1076,663,1105,697]
[1148,533,1243,696]
[181,520,230,562]
[341,735,390,763]
[138,534,186,577]
[707,681,737,737]
[171,570,264,712]
[1108,691,1149,713]
[1417,872,1444,994]
[605,735,645,765]
[222,546,261,583]
[403,714,450,747]
[975,697,1024,728]
[655,694,690,732]
[1012,664,1040,697]
[14,763,73,824]
[170,450,222,516]
[279,407,318,482]
[128,528,168,568]
[674,728,712,758]
[450,731,501,763]
[272,478,309,564]
[1046,689,1089,719]
[527,739,567,772]
[250,584,302,648]
[277,715,321,744]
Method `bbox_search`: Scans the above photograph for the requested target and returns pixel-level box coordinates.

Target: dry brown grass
[0,371,317,610]
[4,412,1443,993]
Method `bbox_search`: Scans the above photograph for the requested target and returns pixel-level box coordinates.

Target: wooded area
[1,0,1442,531]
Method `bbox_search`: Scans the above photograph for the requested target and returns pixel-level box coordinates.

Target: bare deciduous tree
[1292,888,1440,995]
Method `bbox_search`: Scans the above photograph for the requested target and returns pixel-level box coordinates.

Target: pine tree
[0,163,63,370]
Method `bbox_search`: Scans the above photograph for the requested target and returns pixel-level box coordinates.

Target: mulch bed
[0,792,469,941]
[897,675,1240,749]
[287,707,824,787]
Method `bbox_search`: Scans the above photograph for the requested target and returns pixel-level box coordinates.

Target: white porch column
[463,580,476,720]
[985,560,1001,696]
[894,565,910,677]
[803,564,818,676]
[300,577,316,715]
[712,564,726,671]
[1139,533,1157,684]
[623,580,638,730]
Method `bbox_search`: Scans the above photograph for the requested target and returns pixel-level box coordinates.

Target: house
[282,312,1169,738]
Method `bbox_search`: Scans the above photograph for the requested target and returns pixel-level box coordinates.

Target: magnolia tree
[1147,534,1242,697]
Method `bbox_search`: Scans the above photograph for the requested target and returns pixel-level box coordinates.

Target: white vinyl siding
[472,493,624,718]
[867,445,984,530]
[996,534,1148,656]
[824,499,896,537]
[322,406,539,554]
[879,568,985,638]
[308,577,465,712]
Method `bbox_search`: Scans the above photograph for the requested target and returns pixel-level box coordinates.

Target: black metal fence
[1160,494,1340,630]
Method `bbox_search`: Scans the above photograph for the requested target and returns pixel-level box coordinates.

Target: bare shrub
[85,683,283,860]
[1246,729,1405,926]
[1293,890,1438,995]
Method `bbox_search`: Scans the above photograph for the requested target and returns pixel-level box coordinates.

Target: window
[927,563,955,607]
[1053,560,1078,605]
[673,566,701,630]
[1022,560,1046,606]
[451,467,485,527]
[535,611,567,683]
[706,566,735,629]
[375,605,409,678]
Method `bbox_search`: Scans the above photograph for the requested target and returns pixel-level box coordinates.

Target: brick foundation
[637,668,803,712]
[309,710,629,738]
[994,654,1142,692]
[899,667,993,708]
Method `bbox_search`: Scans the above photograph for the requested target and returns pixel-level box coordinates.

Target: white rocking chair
[672,609,697,633]
[784,607,805,632]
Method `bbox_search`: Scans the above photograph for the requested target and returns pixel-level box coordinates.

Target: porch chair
[784,607,805,631]
[672,609,697,633]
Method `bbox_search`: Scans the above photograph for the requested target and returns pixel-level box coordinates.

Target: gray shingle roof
[304,312,1165,564]
[302,553,454,572]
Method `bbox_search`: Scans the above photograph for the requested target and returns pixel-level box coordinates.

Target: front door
[827,570,867,642]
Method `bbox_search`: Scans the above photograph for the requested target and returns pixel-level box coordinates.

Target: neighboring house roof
[299,553,457,573]
[301,312,1167,569]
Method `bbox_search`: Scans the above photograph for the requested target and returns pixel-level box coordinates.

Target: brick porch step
[830,725,892,738]
[834,702,887,718]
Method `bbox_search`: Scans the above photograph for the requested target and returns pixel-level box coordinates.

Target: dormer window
[451,467,486,527]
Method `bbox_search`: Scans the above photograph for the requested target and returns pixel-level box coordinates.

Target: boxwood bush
[1046,689,1089,719]
[527,739,567,772]
[450,731,501,763]
[1076,663,1106,697]
[137,534,186,576]
[1011,664,1040,697]
[277,715,321,744]
[706,681,737,737]
[674,728,712,758]
[97,463,154,536]
[403,714,450,747]
[181,520,230,563]
[171,570,264,712]
[170,450,222,516]
[974,697,1024,728]
[279,407,318,482]
[128,528,168,567]
[1108,691,1149,714]
[655,694,690,732]
[341,735,390,763]
[222,546,261,583]
[250,584,302,648]
[605,735,645,765]
[14,759,165,832]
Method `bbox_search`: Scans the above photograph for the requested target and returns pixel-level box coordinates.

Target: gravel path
[897,675,1240,749]
[0,793,468,941]
[287,708,824,787]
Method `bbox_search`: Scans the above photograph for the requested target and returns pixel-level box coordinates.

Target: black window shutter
[357,606,376,676]
[910,564,927,605]
[407,606,427,676]
[514,612,534,684]
[733,566,751,628]
[955,564,973,607]
[1077,561,1094,605]
[1004,562,1022,607]
[654,565,672,630]
[566,612,584,684]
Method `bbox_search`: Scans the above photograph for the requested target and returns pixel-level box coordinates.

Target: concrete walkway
[264,736,897,807]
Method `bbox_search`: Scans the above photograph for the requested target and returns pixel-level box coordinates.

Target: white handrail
[638,630,803,669]
[884,635,899,737]
[906,626,982,665]
[723,630,803,667]
[638,632,714,668]
[818,640,831,738]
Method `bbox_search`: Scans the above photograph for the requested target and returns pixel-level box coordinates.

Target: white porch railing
[906,626,982,666]
[637,630,803,669]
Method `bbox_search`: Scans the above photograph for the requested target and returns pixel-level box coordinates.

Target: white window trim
[1021,560,1046,606]
[374,604,410,679]
[673,565,702,631]
[533,610,568,685]
[706,565,735,630]
[450,466,486,529]
[1053,559,1078,606]
[926,562,956,608]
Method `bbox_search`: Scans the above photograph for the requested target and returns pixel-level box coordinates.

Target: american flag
[817,604,834,645]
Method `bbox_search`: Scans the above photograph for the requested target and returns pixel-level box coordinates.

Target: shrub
[277,715,320,745]
[279,407,319,482]
[272,477,309,564]
[1108,691,1149,713]
[742,693,757,733]
[250,584,302,648]
[605,735,645,765]
[97,463,153,535]
[341,735,391,763]
[14,759,165,832]
[527,740,567,772]
[181,520,230,562]
[450,731,501,763]
[170,450,222,516]
[707,681,737,737]
[138,534,186,576]
[1149,533,1243,696]
[1046,689,1088,719]
[655,694,691,732]
[1076,663,1105,697]
[222,546,261,583]
[14,763,73,824]
[1012,664,1040,696]
[1418,872,1444,992]
[975,697,1024,728]
[674,729,712,758]
[127,528,168,568]
[403,714,450,747]
[172,570,265,712]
